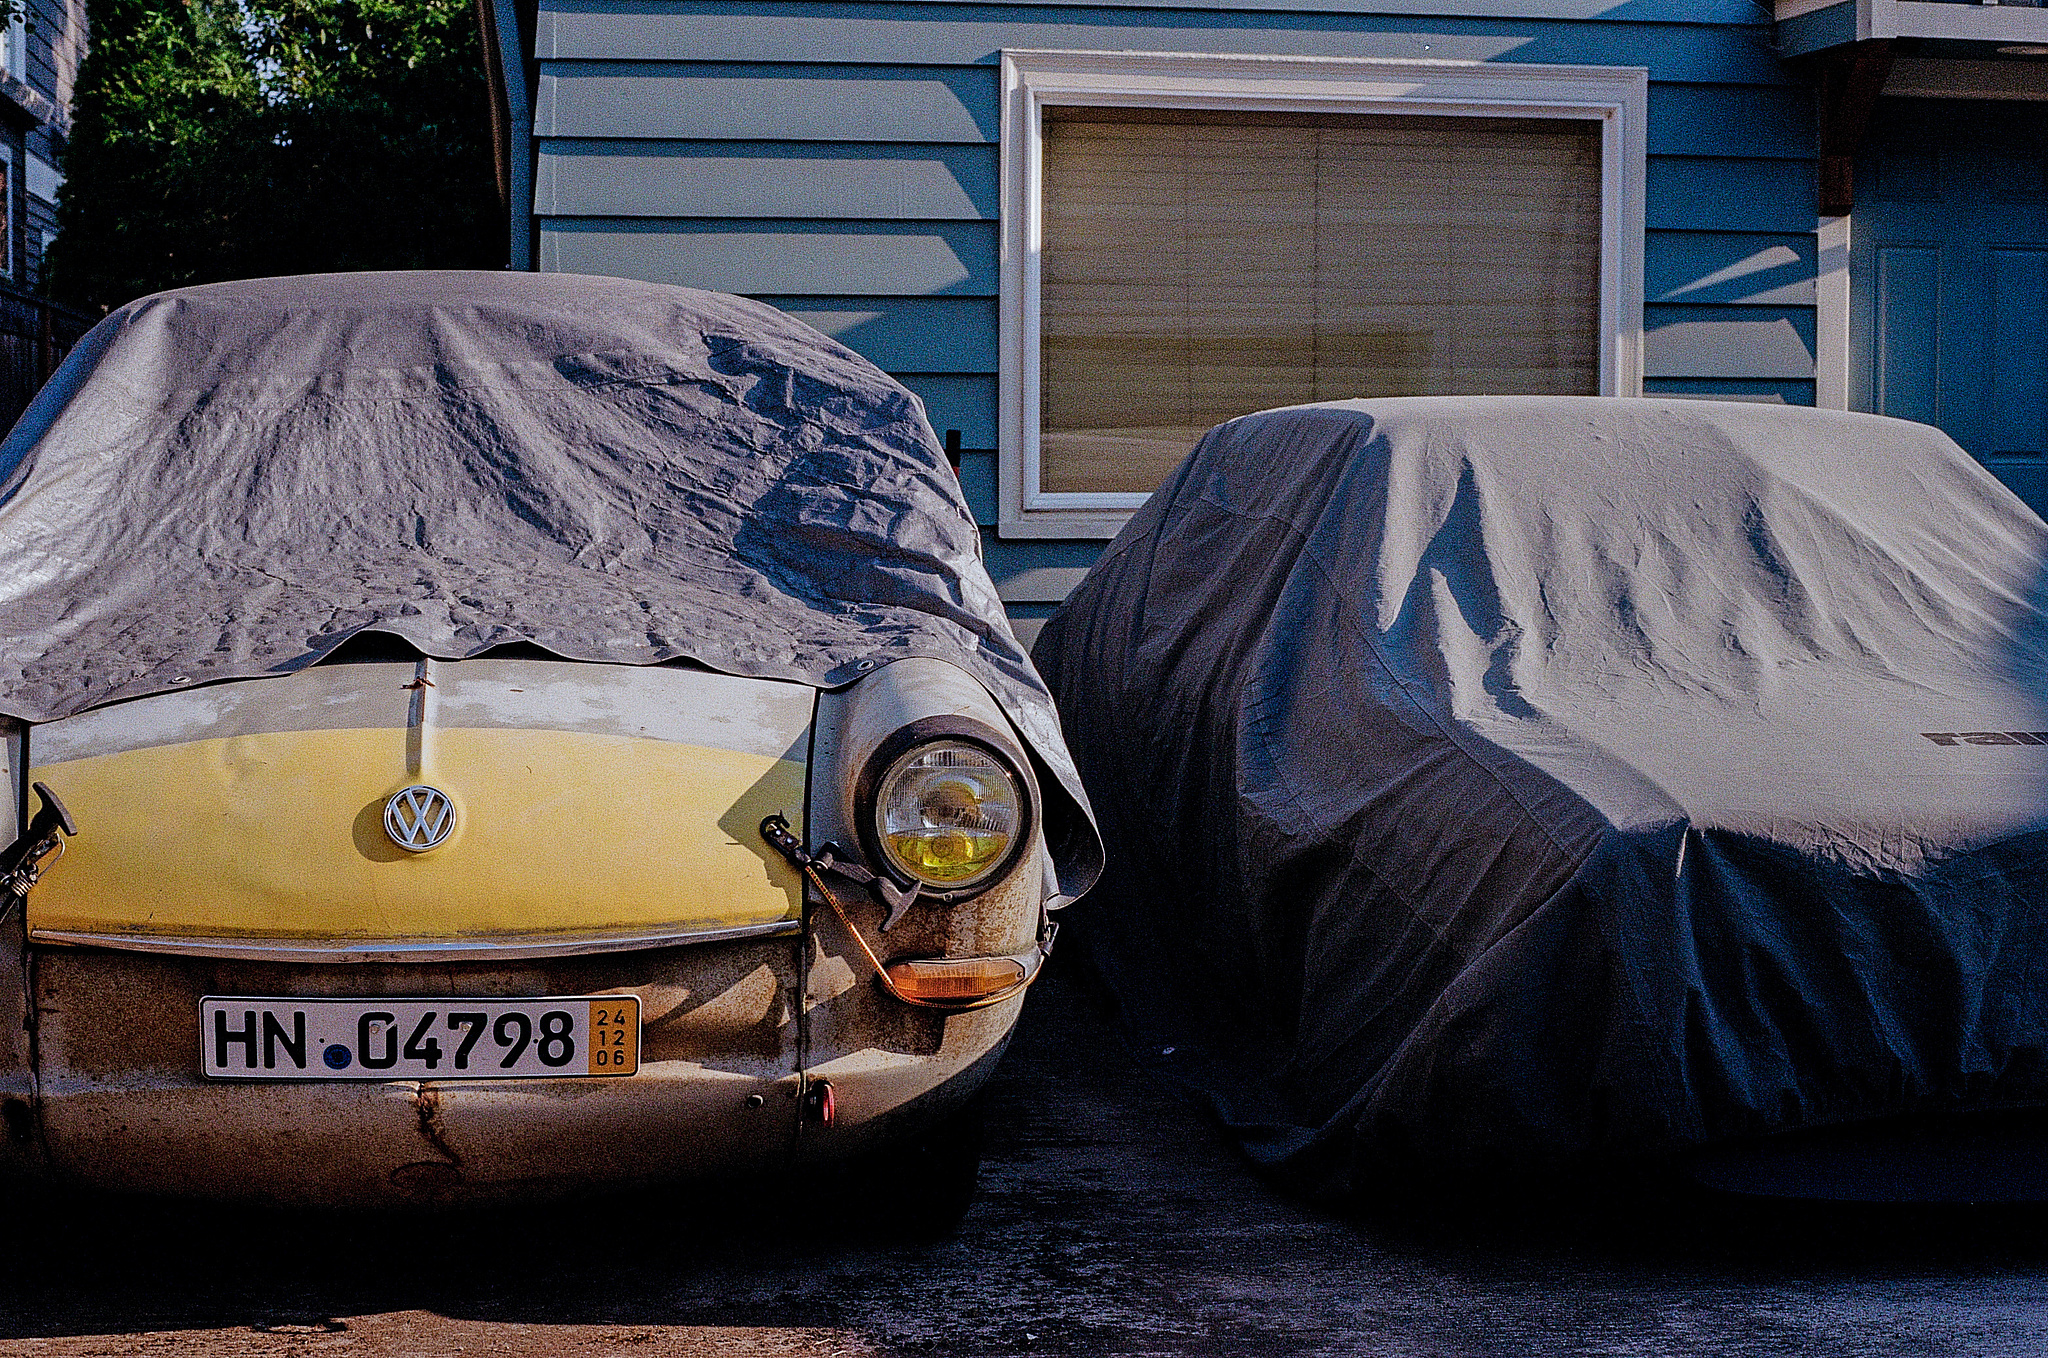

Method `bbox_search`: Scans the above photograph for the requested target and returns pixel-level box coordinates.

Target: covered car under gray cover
[0,270,1097,891]
[1034,395,2048,1195]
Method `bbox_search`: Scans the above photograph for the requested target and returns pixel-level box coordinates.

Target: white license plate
[199,996,641,1080]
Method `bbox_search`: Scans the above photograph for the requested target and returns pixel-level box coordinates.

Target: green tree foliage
[48,0,500,311]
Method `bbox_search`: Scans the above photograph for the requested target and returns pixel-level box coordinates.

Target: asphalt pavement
[0,954,2045,1357]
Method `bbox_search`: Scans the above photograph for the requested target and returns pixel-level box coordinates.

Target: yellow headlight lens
[875,741,1021,888]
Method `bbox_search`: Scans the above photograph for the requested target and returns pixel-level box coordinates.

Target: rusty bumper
[10,929,1023,1209]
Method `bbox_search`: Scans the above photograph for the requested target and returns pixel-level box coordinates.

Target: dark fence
[0,284,95,439]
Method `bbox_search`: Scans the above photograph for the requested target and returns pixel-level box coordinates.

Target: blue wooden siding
[528,0,1817,608]
[534,143,998,219]
[538,220,997,294]
[535,4,1785,80]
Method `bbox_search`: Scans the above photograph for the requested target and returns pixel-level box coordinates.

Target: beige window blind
[1039,109,1602,495]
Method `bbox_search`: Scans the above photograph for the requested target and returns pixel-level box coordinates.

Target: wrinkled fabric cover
[0,271,1097,892]
[1034,395,2048,1194]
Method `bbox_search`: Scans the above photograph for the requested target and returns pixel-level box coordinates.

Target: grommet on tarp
[803,1078,835,1127]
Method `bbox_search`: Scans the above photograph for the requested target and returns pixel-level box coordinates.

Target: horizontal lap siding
[535,143,998,219]
[537,7,1793,83]
[531,1,1815,592]
[537,64,997,141]
[538,220,997,294]
[538,0,1762,20]
[1644,149,1819,407]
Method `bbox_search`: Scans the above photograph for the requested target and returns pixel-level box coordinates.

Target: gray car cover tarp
[0,270,1098,892]
[1033,395,2048,1194]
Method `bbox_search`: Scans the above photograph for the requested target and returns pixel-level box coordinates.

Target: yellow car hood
[24,659,810,950]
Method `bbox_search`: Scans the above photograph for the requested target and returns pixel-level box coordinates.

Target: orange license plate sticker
[588,998,640,1076]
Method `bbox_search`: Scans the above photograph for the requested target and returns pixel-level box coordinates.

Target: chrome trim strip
[28,919,801,964]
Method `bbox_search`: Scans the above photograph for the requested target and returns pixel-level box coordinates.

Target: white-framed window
[0,6,25,83]
[998,50,1648,539]
[0,144,17,282]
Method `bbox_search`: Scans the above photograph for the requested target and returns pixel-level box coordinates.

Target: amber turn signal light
[883,956,1029,1003]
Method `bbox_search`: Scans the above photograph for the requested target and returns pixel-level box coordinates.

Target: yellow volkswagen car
[0,271,1100,1221]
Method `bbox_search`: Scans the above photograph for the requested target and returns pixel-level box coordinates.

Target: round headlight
[873,740,1023,889]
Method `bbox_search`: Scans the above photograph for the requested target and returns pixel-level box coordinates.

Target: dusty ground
[0,958,2046,1356]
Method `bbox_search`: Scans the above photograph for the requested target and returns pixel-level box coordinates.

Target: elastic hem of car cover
[26,918,802,964]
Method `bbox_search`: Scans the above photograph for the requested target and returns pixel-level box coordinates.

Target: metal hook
[759,814,1041,1011]
[758,812,921,929]
[0,782,77,922]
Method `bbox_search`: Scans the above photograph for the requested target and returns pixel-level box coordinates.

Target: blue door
[1854,97,2048,518]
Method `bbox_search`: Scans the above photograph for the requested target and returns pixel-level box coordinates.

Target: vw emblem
[384,785,457,853]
